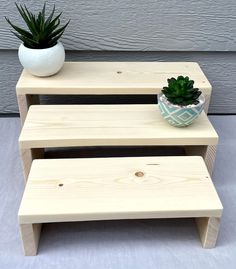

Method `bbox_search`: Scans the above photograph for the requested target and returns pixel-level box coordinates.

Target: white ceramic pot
[18,42,65,77]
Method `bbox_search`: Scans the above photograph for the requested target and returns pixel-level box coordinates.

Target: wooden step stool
[16,62,212,124]
[19,156,222,255]
[16,62,223,255]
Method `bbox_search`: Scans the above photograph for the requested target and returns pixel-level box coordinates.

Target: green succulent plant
[5,3,70,49]
[162,76,202,106]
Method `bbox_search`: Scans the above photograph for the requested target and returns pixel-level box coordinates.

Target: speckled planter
[158,93,205,127]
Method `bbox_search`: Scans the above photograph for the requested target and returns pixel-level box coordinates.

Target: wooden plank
[19,148,44,181]
[185,145,217,175]
[18,156,223,224]
[196,217,221,248]
[16,62,211,96]
[16,62,212,117]
[19,104,218,149]
[19,223,42,256]
[17,94,40,124]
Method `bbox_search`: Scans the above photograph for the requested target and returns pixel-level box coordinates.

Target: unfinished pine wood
[20,148,44,181]
[19,105,218,149]
[19,224,42,256]
[185,145,217,175]
[204,145,218,175]
[16,62,212,122]
[18,156,223,225]
[16,62,211,95]
[204,95,211,114]
[196,217,221,248]
[17,94,40,124]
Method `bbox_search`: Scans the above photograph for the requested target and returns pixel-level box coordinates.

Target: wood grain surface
[196,217,221,248]
[19,105,218,148]
[16,62,211,95]
[18,156,223,224]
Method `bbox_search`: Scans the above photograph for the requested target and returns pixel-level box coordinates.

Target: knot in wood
[135,171,144,177]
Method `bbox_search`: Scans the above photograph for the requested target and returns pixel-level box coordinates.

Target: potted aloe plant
[158,76,205,127]
[5,3,70,77]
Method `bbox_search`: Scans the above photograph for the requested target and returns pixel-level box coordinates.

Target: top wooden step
[16,62,211,95]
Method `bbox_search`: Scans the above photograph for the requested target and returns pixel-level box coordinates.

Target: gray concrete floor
[0,116,235,269]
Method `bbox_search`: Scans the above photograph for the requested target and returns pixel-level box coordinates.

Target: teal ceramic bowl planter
[158,93,205,127]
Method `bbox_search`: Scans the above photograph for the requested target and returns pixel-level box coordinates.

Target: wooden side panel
[185,145,217,175]
[20,148,44,181]
[17,94,40,124]
[19,223,42,256]
[196,217,221,248]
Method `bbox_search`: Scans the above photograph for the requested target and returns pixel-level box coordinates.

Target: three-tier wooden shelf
[16,62,223,255]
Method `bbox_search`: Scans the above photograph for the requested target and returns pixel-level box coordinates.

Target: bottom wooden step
[18,156,223,255]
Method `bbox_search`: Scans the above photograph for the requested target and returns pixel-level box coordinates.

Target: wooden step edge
[18,208,223,225]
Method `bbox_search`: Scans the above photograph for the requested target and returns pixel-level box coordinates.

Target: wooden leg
[185,145,217,175]
[20,148,44,181]
[195,217,221,248]
[203,94,211,114]
[19,224,42,256]
[17,94,40,125]
[204,145,217,175]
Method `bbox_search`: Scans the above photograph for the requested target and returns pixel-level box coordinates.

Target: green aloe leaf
[5,17,33,39]
[47,12,62,30]
[48,20,70,39]
[6,2,69,49]
[11,31,39,48]
[45,5,55,26]
[15,4,37,35]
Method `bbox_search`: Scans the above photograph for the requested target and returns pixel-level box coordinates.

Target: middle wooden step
[19,104,218,178]
[20,104,217,148]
